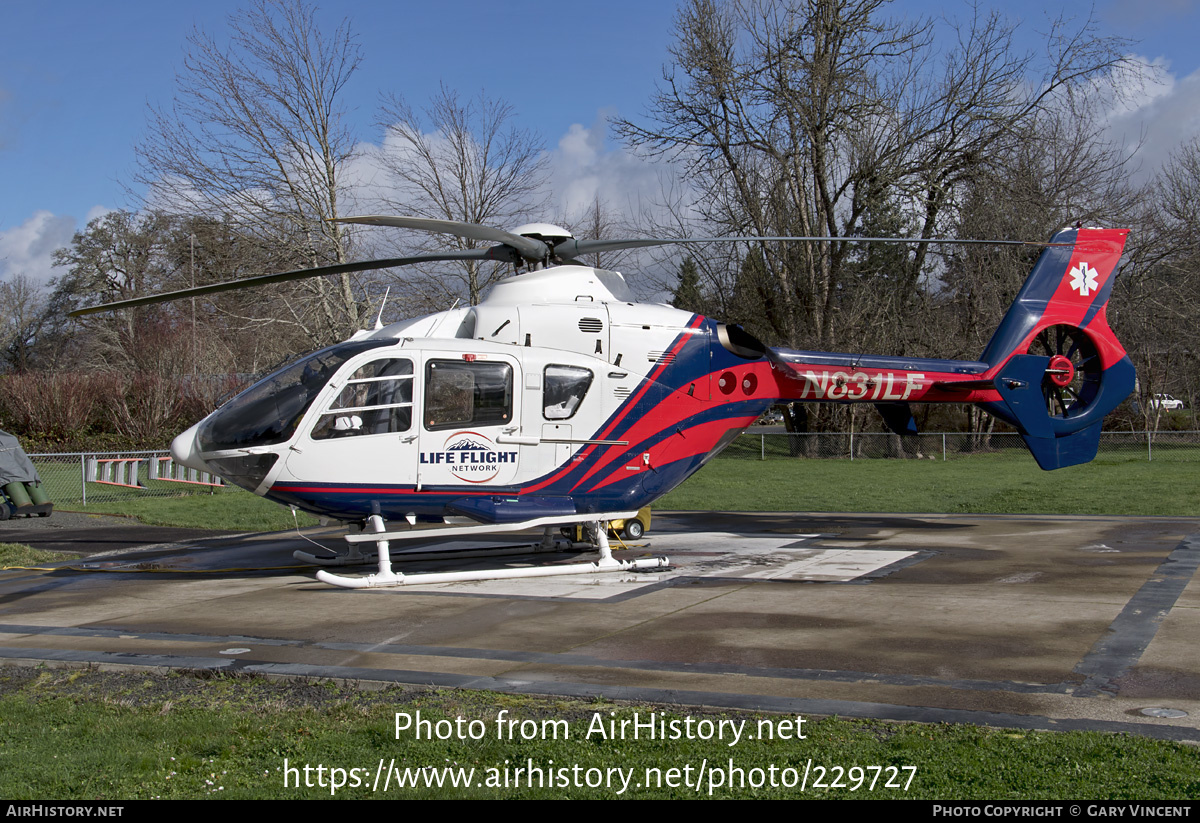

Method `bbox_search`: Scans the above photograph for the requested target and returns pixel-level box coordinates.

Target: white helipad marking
[676,544,907,583]
[393,573,657,599]
[661,534,913,581]
[362,532,916,597]
[735,549,916,581]
[644,532,823,553]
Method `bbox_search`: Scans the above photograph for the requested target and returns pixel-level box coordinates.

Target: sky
[2,0,1199,287]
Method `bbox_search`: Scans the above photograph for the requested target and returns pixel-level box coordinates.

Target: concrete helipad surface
[2,510,1198,741]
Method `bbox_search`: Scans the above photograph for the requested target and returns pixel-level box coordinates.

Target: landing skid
[294,541,566,567]
[307,512,670,589]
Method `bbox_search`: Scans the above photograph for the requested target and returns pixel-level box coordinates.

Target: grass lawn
[32,450,1198,533]
[27,436,1200,531]
[658,452,1200,516]
[0,542,81,568]
[75,491,320,531]
[22,452,315,531]
[1,668,1196,800]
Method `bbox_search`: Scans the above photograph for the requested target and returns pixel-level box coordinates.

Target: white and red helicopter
[74,217,1135,588]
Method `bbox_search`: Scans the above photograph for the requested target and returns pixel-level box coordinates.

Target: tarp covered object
[0,430,41,485]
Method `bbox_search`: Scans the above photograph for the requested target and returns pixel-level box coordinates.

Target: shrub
[0,372,104,437]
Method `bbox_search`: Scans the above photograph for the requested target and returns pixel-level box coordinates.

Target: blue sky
[2,0,1199,285]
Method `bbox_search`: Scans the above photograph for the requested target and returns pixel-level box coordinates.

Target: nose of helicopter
[170,423,209,473]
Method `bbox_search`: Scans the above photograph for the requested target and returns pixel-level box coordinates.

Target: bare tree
[135,0,366,344]
[374,86,548,307]
[616,0,1133,358]
[1112,137,1200,429]
[561,194,641,272]
[943,93,1136,355]
[0,274,49,373]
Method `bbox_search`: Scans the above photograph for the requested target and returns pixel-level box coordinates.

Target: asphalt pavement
[1,509,1197,741]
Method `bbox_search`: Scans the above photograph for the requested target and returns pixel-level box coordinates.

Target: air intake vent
[648,351,676,365]
[578,317,604,334]
[614,387,632,400]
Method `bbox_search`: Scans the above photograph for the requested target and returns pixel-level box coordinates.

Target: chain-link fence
[717,430,1200,463]
[21,432,1200,509]
[28,450,233,508]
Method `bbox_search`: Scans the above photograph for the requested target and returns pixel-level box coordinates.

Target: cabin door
[416,353,522,488]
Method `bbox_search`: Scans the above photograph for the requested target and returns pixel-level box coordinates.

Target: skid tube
[314,512,669,589]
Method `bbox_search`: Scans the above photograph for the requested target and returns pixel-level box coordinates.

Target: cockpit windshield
[197,339,393,453]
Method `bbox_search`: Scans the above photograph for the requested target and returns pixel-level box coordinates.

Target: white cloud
[339,111,672,248]
[85,204,117,224]
[141,109,676,269]
[341,139,394,215]
[546,113,669,226]
[0,210,80,285]
[1101,56,1200,181]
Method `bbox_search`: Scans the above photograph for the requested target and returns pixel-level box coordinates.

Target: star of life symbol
[1069,262,1099,297]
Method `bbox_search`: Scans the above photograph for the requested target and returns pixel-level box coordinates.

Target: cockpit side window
[425,360,512,430]
[197,339,391,452]
[311,358,414,440]
[543,365,592,420]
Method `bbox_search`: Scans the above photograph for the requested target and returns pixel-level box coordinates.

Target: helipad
[2,510,1198,741]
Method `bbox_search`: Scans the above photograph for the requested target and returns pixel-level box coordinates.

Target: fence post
[80,453,86,507]
[761,434,765,460]
[849,431,854,461]
[1147,430,1153,462]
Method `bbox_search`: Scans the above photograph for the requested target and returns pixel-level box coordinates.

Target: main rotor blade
[332,215,550,262]
[68,249,514,317]
[554,235,1064,258]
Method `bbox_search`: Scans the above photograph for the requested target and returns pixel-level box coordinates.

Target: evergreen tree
[671,257,706,314]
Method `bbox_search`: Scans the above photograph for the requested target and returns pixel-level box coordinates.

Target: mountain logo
[419,431,518,482]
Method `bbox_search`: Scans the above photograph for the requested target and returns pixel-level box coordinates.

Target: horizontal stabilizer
[993,355,1055,439]
[933,378,996,392]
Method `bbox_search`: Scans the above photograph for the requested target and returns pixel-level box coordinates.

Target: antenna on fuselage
[373,286,391,331]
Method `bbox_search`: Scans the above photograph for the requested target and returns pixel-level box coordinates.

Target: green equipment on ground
[0,430,52,520]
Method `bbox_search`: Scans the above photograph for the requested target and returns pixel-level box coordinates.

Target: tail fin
[979,226,1135,469]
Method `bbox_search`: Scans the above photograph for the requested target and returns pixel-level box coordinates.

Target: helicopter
[72,217,1135,588]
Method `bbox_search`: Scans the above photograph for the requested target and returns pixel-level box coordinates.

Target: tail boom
[769,351,1003,405]
[766,226,1134,469]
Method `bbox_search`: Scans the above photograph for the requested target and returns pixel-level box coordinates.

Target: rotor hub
[511,223,573,244]
[1047,354,1074,387]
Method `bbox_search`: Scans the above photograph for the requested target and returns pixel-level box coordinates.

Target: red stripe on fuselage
[589,415,758,492]
[570,358,777,493]
[594,314,707,441]
[520,314,708,496]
